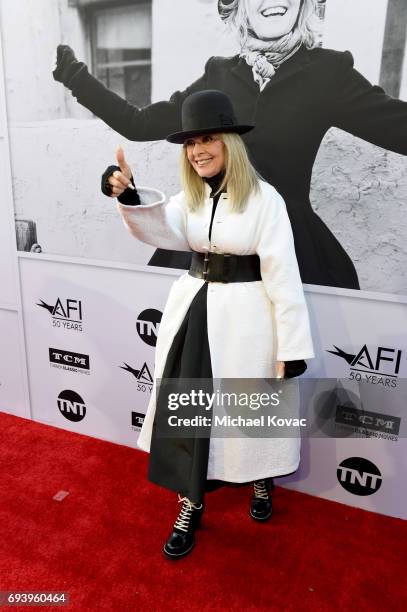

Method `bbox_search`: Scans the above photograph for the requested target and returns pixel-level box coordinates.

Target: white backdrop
[0,310,28,417]
[19,255,176,446]
[16,254,407,520]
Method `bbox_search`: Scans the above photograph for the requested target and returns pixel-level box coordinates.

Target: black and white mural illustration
[3,0,407,294]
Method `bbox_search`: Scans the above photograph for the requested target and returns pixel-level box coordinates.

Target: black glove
[101,165,140,206]
[52,44,87,89]
[284,360,307,379]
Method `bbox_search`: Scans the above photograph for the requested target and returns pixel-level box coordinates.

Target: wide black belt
[188,251,261,283]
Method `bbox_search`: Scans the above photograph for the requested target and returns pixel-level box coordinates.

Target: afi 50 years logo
[37,297,83,332]
[327,344,402,387]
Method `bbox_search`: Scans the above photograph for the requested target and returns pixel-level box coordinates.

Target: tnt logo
[57,390,86,422]
[337,457,382,496]
[136,309,162,347]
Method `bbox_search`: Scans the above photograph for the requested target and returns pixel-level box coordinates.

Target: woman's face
[185,134,225,178]
[245,0,302,39]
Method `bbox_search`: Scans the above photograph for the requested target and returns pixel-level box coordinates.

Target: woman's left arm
[256,188,315,363]
[332,50,407,154]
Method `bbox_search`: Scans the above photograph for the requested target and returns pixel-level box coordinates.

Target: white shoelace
[174,494,203,533]
[253,480,270,501]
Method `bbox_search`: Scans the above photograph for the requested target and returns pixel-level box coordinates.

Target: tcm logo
[337,457,382,496]
[49,348,90,374]
[336,405,400,436]
[120,362,153,391]
[57,390,86,422]
[37,298,83,332]
[132,411,145,430]
[136,309,162,347]
[327,344,402,386]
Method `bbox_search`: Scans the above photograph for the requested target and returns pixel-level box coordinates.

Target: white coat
[117,180,314,481]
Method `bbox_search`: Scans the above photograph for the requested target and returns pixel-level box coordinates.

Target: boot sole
[249,508,272,521]
[163,539,195,560]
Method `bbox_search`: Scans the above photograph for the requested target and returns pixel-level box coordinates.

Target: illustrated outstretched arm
[53,44,211,141]
[332,50,407,154]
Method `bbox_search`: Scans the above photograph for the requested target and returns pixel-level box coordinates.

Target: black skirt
[148,283,228,504]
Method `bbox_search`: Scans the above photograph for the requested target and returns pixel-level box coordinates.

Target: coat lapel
[231,45,311,94]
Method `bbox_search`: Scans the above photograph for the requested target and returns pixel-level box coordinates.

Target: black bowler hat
[166,89,254,144]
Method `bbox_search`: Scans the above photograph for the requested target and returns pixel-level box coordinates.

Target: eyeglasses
[183,134,219,148]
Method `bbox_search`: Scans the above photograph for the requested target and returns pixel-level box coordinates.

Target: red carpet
[0,411,406,612]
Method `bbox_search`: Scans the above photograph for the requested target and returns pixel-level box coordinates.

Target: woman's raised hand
[106,146,134,197]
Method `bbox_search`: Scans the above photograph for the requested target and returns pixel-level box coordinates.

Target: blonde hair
[180,132,261,213]
[219,0,322,50]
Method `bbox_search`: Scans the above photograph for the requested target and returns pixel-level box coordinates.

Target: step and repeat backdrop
[1,0,407,519]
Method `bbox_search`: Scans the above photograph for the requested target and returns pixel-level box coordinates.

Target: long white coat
[117,180,314,481]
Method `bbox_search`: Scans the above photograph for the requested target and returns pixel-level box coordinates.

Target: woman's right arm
[53,45,212,141]
[102,146,190,252]
[116,189,191,252]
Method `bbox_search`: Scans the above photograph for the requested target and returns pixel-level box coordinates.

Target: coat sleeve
[116,187,191,252]
[331,51,407,154]
[69,57,214,141]
[256,189,314,362]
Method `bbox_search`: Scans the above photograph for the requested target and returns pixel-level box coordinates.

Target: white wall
[152,0,237,100]
[9,119,179,262]
[0,310,29,417]
[0,0,91,121]
[0,26,32,419]
[323,0,388,82]
[0,24,16,306]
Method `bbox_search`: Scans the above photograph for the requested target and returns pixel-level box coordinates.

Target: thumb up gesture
[105,145,134,197]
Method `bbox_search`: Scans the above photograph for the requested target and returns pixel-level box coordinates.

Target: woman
[104,89,314,559]
[53,0,407,290]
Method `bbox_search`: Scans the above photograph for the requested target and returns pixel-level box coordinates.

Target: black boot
[163,494,204,559]
[250,478,273,521]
